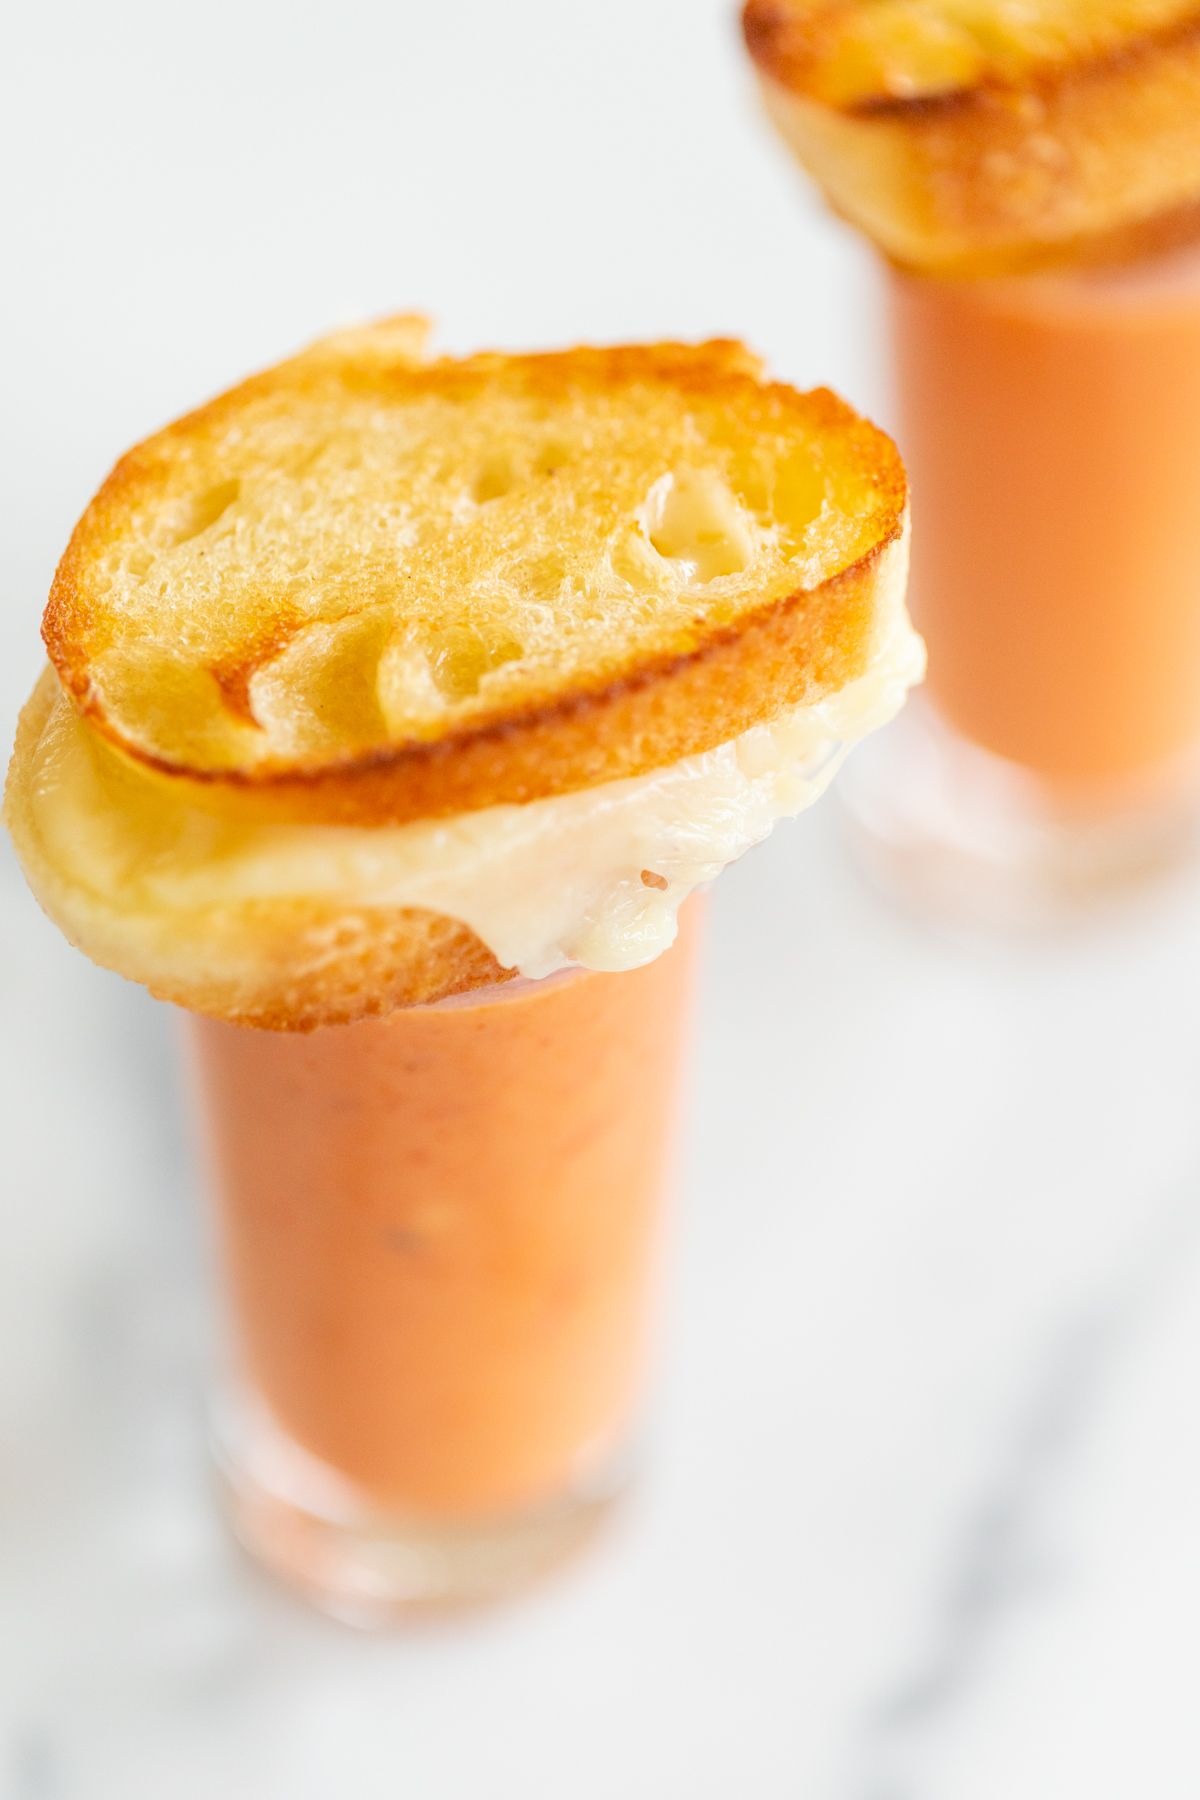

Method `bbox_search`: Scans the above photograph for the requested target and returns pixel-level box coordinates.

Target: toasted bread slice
[743,0,1200,274]
[43,320,905,825]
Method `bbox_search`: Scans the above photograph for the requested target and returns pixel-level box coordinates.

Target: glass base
[838,700,1200,929]
[210,1387,631,1626]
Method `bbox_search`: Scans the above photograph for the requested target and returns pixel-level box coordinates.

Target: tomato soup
[888,246,1200,792]
[189,914,698,1521]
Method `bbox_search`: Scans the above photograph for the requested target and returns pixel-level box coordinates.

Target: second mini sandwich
[744,0,1200,273]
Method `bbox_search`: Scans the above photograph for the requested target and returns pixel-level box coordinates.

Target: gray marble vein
[847,1182,1200,1800]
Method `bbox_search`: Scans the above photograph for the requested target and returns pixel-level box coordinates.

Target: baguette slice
[743,0,1200,275]
[8,321,912,1029]
[42,319,905,824]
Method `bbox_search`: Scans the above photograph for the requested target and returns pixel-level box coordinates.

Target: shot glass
[188,911,699,1621]
[841,245,1200,923]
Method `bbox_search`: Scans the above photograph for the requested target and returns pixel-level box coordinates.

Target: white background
[6,3,1200,1796]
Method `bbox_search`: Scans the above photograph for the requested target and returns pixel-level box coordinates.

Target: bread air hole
[165,478,242,548]
[246,611,391,755]
[471,437,573,504]
[641,470,755,583]
[376,625,526,729]
[471,455,517,503]
[96,649,258,766]
[427,627,525,702]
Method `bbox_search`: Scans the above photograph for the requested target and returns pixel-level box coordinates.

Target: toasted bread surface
[44,322,905,823]
[744,0,1200,273]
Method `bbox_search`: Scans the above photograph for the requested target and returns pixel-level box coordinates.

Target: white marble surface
[6,3,1200,1795]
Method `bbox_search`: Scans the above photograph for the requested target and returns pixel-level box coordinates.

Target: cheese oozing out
[23,533,921,984]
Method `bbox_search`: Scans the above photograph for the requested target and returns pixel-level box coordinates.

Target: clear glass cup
[840,246,1200,924]
[187,911,699,1623]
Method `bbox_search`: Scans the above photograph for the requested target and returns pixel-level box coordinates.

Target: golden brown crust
[41,331,906,824]
[744,2,1200,274]
[176,905,512,1031]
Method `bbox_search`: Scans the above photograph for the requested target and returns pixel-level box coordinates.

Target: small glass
[841,246,1200,923]
[188,913,699,1623]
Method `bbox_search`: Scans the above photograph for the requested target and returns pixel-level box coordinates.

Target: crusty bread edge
[744,7,1200,275]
